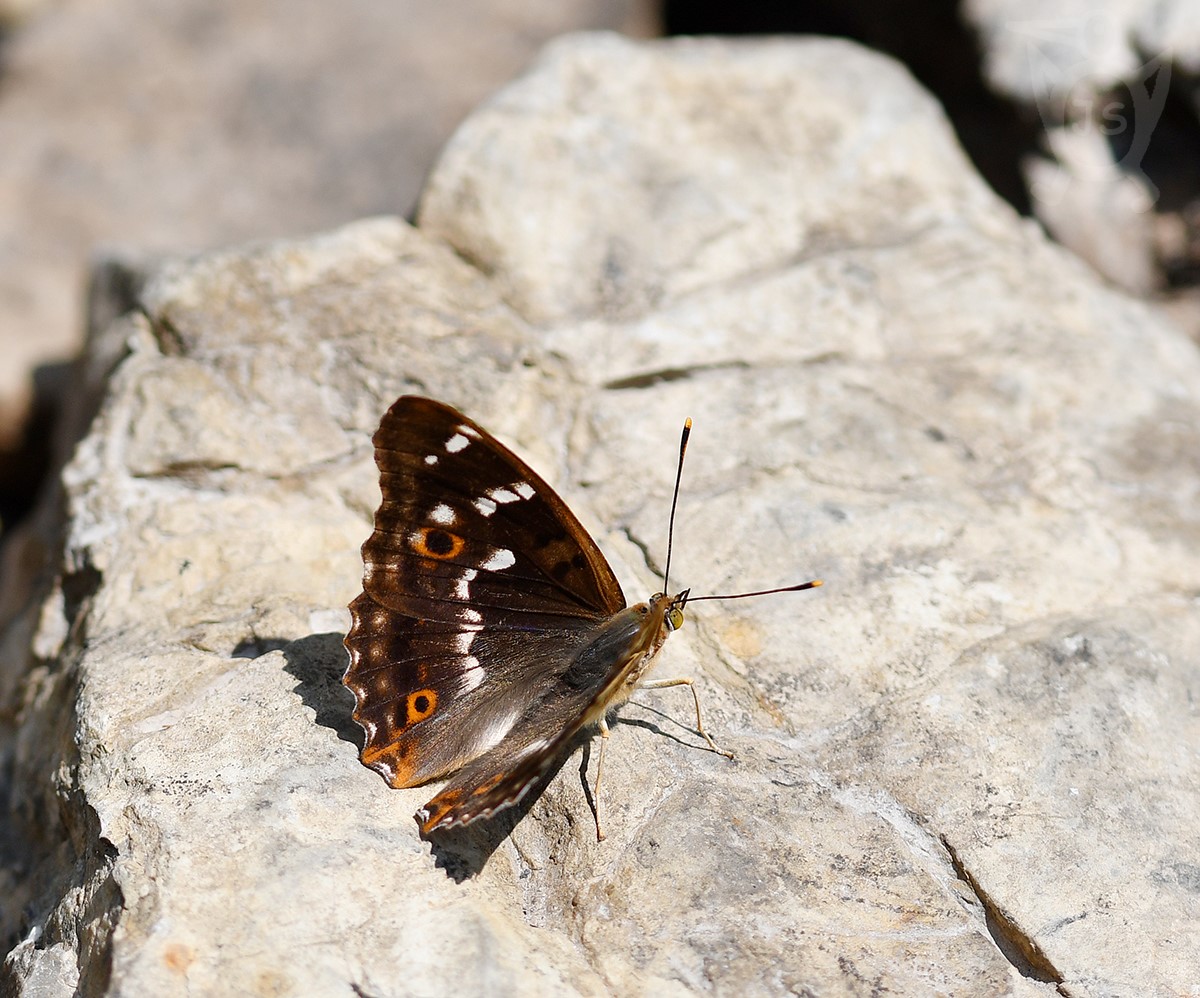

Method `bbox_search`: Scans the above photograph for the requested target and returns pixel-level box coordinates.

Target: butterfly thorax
[571,591,685,727]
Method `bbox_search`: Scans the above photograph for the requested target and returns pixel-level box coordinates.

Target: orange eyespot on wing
[406,689,437,723]
[408,527,465,560]
[353,686,441,788]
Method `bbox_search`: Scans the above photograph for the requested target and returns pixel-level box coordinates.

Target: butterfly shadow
[421,806,527,882]
[276,631,362,748]
[614,700,728,754]
[266,631,573,881]
[421,744,588,882]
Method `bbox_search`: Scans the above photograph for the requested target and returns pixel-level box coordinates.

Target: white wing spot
[457,424,481,440]
[429,504,455,525]
[445,433,469,453]
[460,658,484,693]
[488,487,519,504]
[514,481,535,500]
[520,737,553,757]
[454,568,478,599]
[424,454,438,465]
[481,548,516,572]
[453,628,480,655]
[474,496,497,517]
[462,608,482,624]
[477,708,521,752]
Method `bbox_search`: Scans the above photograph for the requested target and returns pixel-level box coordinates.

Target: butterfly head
[648,589,690,633]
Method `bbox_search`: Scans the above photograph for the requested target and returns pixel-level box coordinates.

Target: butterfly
[343,396,820,839]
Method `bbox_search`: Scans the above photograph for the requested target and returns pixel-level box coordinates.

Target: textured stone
[3,32,1199,997]
[0,0,652,455]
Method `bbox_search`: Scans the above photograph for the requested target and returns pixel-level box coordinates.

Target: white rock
[0,0,653,475]
[1025,121,1159,291]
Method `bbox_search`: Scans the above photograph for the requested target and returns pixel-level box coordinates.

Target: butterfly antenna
[662,417,692,594]
[686,580,823,603]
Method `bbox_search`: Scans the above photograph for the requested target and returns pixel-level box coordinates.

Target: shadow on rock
[276,631,361,748]
[422,741,591,882]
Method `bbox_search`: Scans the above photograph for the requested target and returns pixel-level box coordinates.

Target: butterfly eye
[409,527,465,560]
[667,606,685,631]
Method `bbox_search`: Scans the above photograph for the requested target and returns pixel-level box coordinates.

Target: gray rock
[4,32,1198,996]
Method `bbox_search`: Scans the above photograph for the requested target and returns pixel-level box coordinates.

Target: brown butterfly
[343,396,820,839]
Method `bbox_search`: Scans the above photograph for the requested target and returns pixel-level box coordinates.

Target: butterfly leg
[640,678,735,759]
[589,716,611,842]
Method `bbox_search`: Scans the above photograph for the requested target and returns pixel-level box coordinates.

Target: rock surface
[4,32,1200,997]
[0,0,652,456]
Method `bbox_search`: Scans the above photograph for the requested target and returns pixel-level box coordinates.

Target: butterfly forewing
[364,398,624,621]
[344,396,630,798]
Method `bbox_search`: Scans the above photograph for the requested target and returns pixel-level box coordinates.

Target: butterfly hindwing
[413,709,583,833]
[347,590,619,789]
[413,600,672,833]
